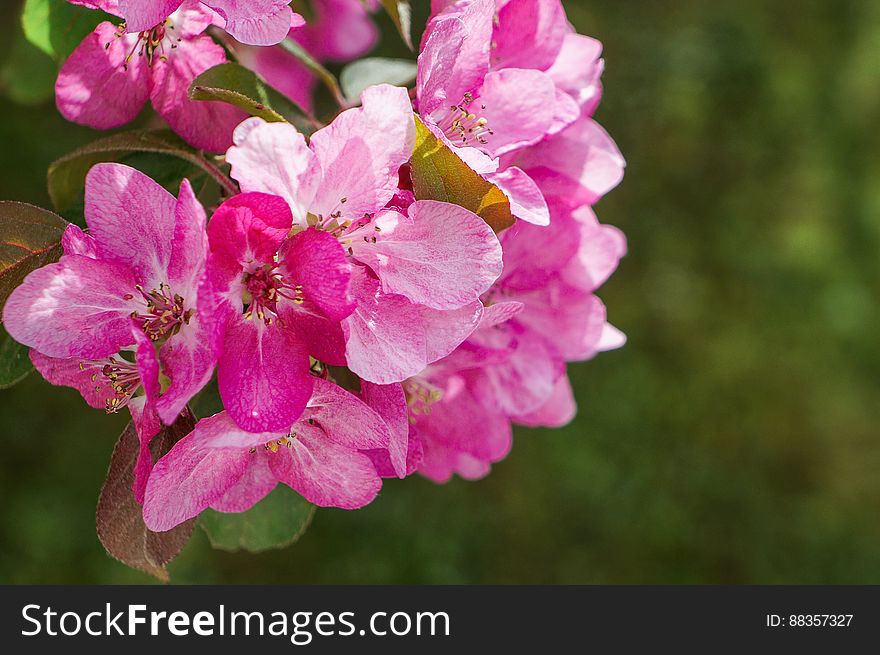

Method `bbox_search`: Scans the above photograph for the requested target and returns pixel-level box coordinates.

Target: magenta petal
[279,228,353,322]
[29,351,114,410]
[291,310,347,366]
[129,395,163,504]
[268,426,382,509]
[348,201,502,310]
[210,450,277,513]
[512,374,576,428]
[3,256,137,359]
[61,224,97,258]
[309,85,415,221]
[149,36,247,153]
[85,163,177,285]
[304,378,391,450]
[56,23,150,130]
[208,192,292,274]
[360,381,409,478]
[119,0,184,33]
[218,316,313,432]
[227,119,321,224]
[234,43,317,113]
[204,0,295,46]
[143,432,253,532]
[167,178,208,298]
[156,318,216,424]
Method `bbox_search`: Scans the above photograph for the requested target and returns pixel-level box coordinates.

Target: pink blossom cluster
[3,0,625,531]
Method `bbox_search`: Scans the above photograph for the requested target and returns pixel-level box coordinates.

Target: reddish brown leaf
[96,408,197,581]
[0,202,67,314]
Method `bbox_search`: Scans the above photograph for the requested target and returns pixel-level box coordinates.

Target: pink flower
[206,192,354,433]
[234,0,379,114]
[226,84,502,386]
[142,379,391,531]
[57,1,248,152]
[100,0,303,46]
[2,163,217,498]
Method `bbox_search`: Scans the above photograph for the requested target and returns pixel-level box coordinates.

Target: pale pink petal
[3,256,137,359]
[546,34,604,112]
[511,374,576,427]
[516,117,625,205]
[167,178,208,298]
[562,205,627,292]
[61,224,97,258]
[227,118,321,224]
[347,201,502,309]
[203,0,295,45]
[55,22,150,130]
[516,284,608,361]
[303,378,391,450]
[70,0,121,12]
[84,163,177,286]
[217,316,313,432]
[268,425,382,509]
[474,68,559,157]
[155,316,216,424]
[297,0,378,62]
[309,85,415,221]
[492,0,568,71]
[279,228,353,322]
[360,381,409,478]
[149,35,247,153]
[119,0,183,33]
[498,204,580,290]
[210,450,277,512]
[479,301,524,328]
[548,87,581,137]
[486,166,549,226]
[172,0,216,36]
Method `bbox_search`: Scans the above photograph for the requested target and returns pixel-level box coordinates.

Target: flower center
[129,283,193,342]
[242,266,304,326]
[110,20,182,69]
[250,435,296,454]
[403,379,443,421]
[80,356,143,414]
[436,92,494,147]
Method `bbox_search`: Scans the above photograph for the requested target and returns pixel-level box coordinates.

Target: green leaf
[200,485,315,553]
[48,130,238,212]
[340,57,418,103]
[0,326,33,389]
[189,62,315,134]
[0,201,67,311]
[410,116,516,233]
[96,409,197,582]
[22,0,113,62]
[279,38,348,109]
[380,0,414,51]
[1,30,56,105]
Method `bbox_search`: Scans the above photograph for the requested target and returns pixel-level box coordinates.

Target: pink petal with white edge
[55,22,150,130]
[279,228,353,322]
[360,381,410,478]
[210,451,278,513]
[304,378,391,451]
[204,0,297,46]
[217,316,313,433]
[486,167,549,226]
[492,0,568,71]
[512,374,576,428]
[268,424,382,509]
[149,36,247,153]
[85,163,177,286]
[308,85,415,222]
[119,0,183,33]
[143,431,255,532]
[475,68,559,158]
[3,256,137,359]
[348,201,502,309]
[227,119,321,224]
[61,224,97,258]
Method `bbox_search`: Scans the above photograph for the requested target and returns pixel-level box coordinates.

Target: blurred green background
[1,0,879,584]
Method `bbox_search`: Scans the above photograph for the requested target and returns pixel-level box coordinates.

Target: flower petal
[208,192,292,274]
[492,0,568,71]
[279,228,353,322]
[309,84,415,222]
[217,316,313,432]
[55,22,150,130]
[203,0,297,46]
[304,378,391,450]
[119,0,184,33]
[210,450,278,513]
[149,35,247,153]
[3,255,137,359]
[360,381,409,478]
[268,425,382,509]
[511,374,576,428]
[485,166,549,226]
